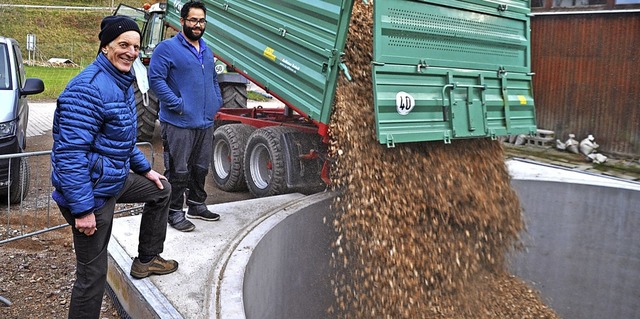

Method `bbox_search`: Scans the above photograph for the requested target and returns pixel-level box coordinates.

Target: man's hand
[144,169,167,189]
[75,213,97,236]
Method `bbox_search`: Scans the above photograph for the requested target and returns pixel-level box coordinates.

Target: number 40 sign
[395,91,415,116]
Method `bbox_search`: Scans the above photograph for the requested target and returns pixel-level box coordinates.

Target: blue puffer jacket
[51,53,150,217]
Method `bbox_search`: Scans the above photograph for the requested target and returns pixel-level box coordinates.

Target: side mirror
[21,78,45,96]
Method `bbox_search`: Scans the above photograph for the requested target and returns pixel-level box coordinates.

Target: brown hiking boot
[130,255,179,279]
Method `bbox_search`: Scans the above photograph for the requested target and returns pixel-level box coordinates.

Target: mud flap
[280,131,326,194]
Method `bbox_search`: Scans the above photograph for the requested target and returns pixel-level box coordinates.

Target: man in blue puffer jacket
[52,16,178,319]
[149,0,223,232]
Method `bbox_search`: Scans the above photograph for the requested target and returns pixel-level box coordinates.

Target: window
[532,0,545,7]
[554,0,607,7]
[12,43,24,88]
[0,44,10,90]
[533,0,640,11]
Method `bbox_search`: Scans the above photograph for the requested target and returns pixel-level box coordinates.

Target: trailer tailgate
[372,0,536,146]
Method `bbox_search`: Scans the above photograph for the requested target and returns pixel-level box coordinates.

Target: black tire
[244,126,297,197]
[211,124,256,191]
[134,82,160,142]
[221,83,247,108]
[7,158,29,204]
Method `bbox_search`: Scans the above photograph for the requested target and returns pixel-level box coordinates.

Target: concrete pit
[221,159,640,319]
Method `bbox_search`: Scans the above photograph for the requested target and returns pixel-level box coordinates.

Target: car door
[11,39,28,150]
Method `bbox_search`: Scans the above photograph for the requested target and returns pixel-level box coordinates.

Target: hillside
[0,0,148,66]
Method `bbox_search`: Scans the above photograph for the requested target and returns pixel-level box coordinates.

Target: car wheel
[7,158,30,204]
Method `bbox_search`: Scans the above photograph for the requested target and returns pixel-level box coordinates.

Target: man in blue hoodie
[149,0,223,232]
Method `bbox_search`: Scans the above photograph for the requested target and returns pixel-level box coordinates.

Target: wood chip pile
[327,2,560,318]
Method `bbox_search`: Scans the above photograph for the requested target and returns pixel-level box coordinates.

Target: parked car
[0,36,44,203]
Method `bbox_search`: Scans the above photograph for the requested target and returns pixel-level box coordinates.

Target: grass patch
[26,65,81,100]
[247,90,272,102]
[0,1,144,66]
[2,0,142,7]
[0,7,104,67]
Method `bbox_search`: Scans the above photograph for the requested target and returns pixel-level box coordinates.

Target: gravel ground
[0,125,251,318]
[0,131,122,319]
[0,229,122,319]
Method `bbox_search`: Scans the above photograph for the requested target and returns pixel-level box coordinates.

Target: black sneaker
[186,204,220,221]
[168,210,195,232]
[130,255,178,279]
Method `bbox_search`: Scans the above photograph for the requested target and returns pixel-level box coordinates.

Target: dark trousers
[161,122,214,210]
[59,173,171,319]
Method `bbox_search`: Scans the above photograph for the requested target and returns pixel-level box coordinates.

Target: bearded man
[149,0,223,232]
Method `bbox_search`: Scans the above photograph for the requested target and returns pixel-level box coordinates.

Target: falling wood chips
[327,2,560,318]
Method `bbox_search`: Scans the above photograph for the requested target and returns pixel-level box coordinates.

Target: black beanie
[98,16,141,49]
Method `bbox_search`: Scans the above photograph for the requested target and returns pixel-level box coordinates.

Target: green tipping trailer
[165,0,536,144]
[162,0,537,196]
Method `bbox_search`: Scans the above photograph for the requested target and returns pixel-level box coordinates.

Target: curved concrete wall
[242,195,335,319]
[221,160,640,319]
[508,180,640,319]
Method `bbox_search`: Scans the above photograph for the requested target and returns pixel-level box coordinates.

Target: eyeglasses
[185,18,206,26]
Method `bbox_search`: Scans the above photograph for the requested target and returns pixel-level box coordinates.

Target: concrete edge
[201,193,305,319]
[211,191,336,319]
[107,237,183,319]
[506,158,640,190]
[208,192,315,318]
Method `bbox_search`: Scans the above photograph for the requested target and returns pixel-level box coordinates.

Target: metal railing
[0,142,154,245]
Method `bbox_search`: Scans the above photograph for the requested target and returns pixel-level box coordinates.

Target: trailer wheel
[221,83,247,108]
[211,124,255,191]
[134,82,159,142]
[244,126,297,197]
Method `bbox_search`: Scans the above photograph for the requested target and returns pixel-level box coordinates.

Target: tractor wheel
[134,82,159,142]
[7,158,30,204]
[244,126,297,198]
[211,124,255,191]
[221,82,247,108]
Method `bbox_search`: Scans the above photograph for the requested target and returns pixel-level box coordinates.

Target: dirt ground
[0,122,252,319]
